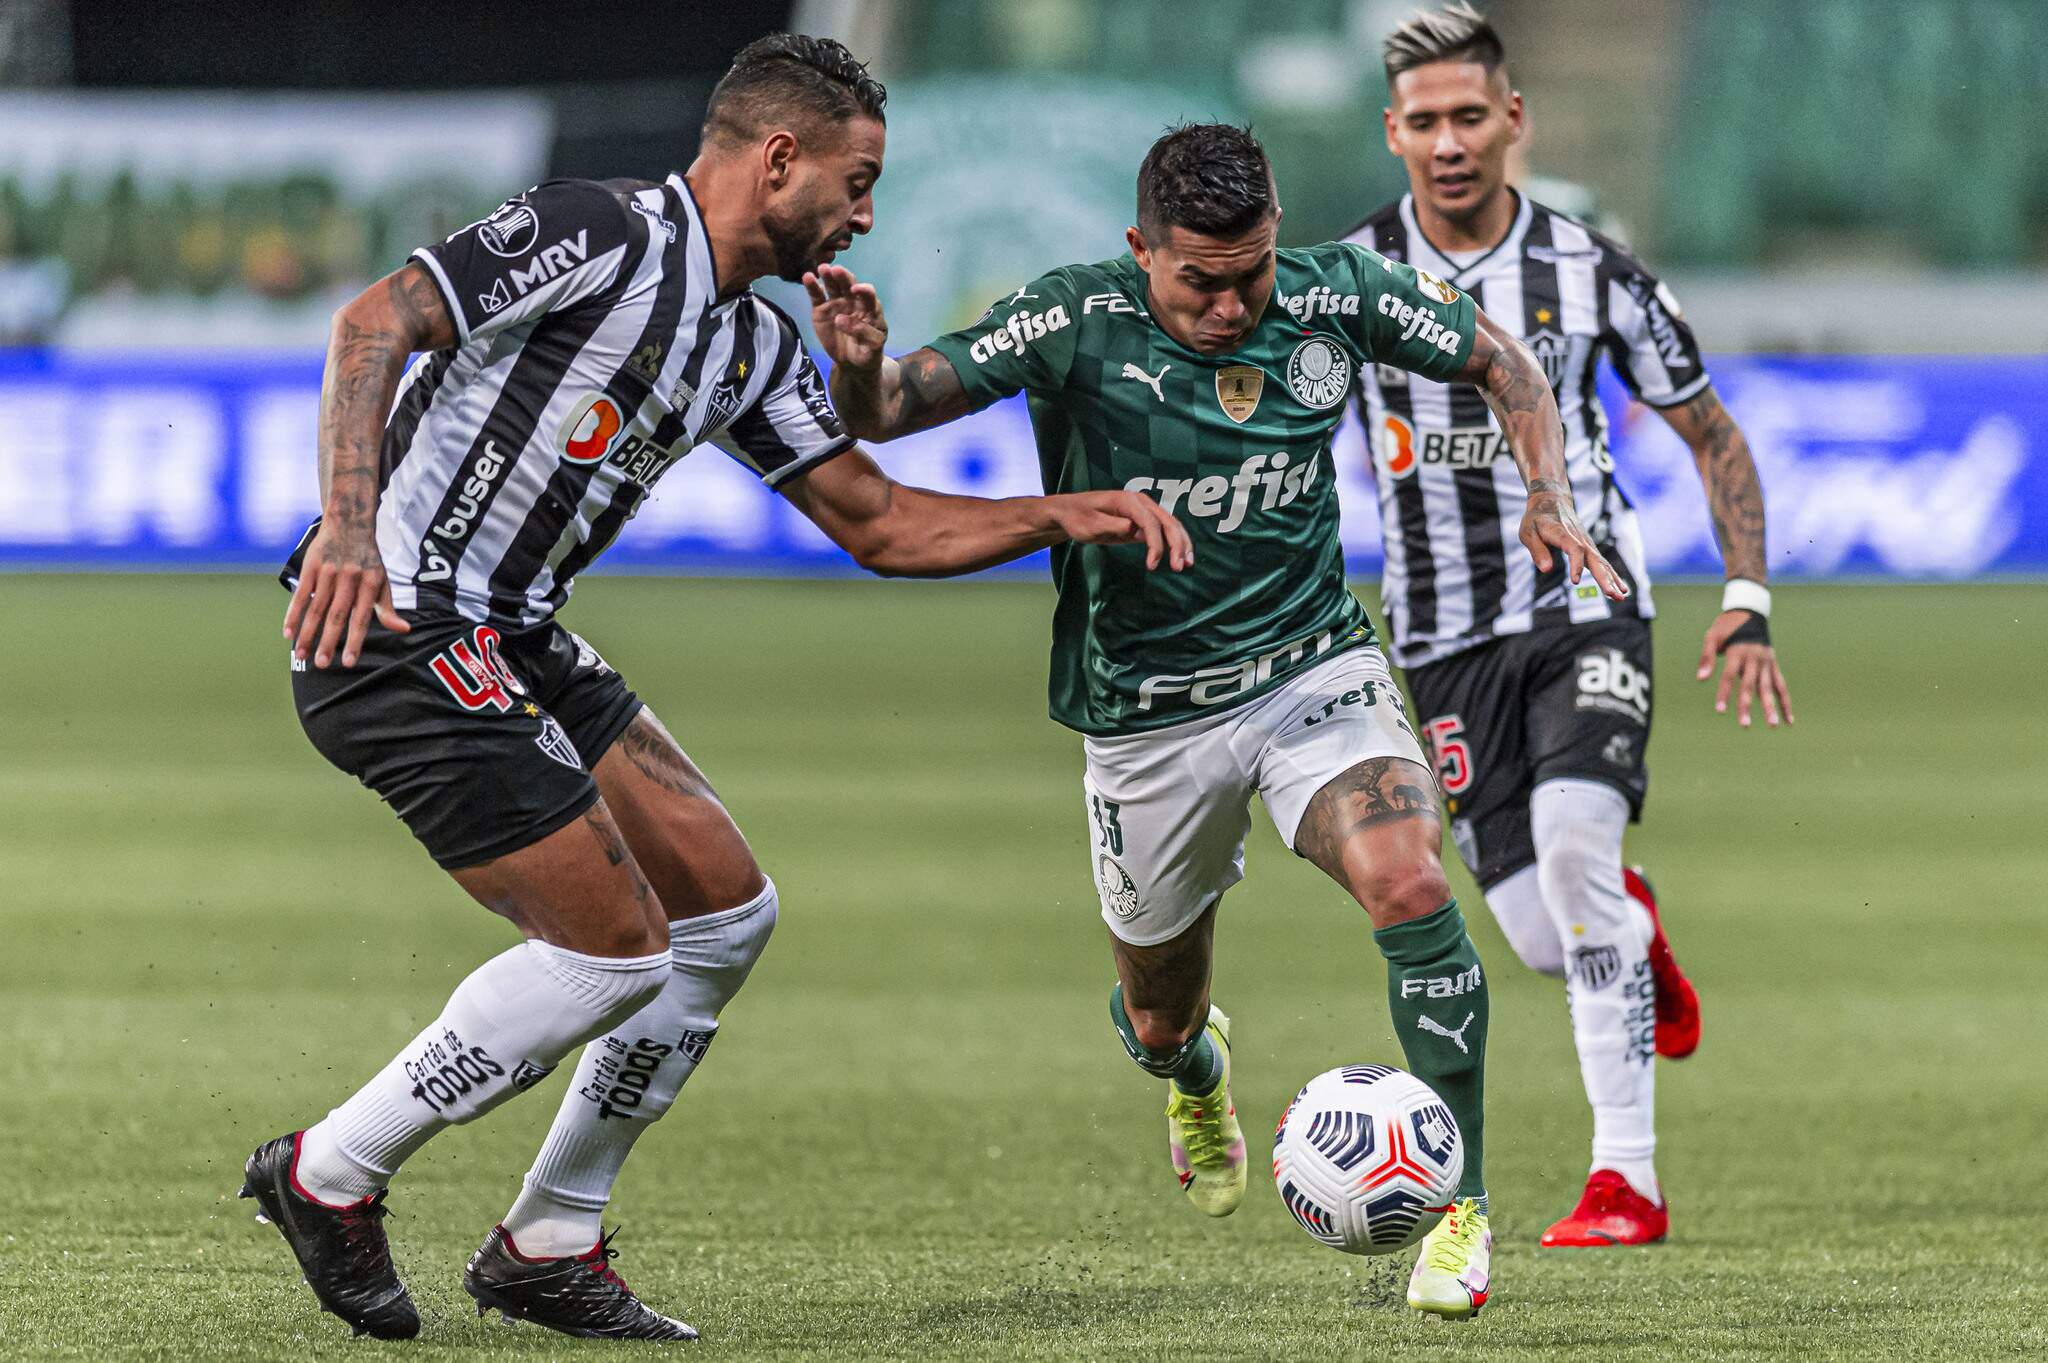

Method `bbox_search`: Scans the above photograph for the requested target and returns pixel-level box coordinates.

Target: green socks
[1109,984,1223,1095]
[1374,900,1489,1200]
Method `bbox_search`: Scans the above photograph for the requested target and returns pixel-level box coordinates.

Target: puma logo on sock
[1418,1010,1476,1054]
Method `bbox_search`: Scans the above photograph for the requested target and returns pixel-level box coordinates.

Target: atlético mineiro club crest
[1215,365,1264,423]
[1527,327,1568,390]
[535,714,583,770]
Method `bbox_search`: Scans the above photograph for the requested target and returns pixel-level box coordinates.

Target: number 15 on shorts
[1423,715,1473,796]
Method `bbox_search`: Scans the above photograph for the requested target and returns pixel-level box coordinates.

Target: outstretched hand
[1697,610,1794,729]
[1049,491,1195,572]
[803,264,889,373]
[1519,489,1629,601]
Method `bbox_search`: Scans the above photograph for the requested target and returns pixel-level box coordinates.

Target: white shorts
[1082,645,1431,947]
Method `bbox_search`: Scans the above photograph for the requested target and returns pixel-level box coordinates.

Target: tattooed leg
[1293,756,1453,928]
[1109,900,1220,1055]
[1296,755,1489,1201]
[594,709,765,922]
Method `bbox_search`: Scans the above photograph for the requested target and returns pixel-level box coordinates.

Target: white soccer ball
[1271,1064,1463,1256]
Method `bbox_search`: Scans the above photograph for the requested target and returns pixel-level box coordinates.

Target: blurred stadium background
[3,1,2044,1357]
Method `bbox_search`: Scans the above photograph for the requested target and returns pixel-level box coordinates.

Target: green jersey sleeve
[925,270,1083,410]
[1337,243,1477,383]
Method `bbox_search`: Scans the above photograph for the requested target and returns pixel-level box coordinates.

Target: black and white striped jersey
[284,175,854,626]
[1345,192,1708,668]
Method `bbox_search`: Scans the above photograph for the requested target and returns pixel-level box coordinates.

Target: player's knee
[1362,860,1454,928]
[575,897,672,961]
[1530,780,1629,930]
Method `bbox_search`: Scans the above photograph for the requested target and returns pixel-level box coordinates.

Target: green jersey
[927,243,1477,735]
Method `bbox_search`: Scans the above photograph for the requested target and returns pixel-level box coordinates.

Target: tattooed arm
[283,262,455,668]
[805,264,975,440]
[1656,387,1794,727]
[1453,308,1627,600]
[1659,387,1766,583]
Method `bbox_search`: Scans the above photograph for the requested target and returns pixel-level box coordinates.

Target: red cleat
[1624,865,1700,1059]
[1539,1169,1669,1247]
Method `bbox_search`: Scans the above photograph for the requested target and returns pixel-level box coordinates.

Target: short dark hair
[1382,2,1507,85]
[702,33,886,148]
[1136,122,1275,240]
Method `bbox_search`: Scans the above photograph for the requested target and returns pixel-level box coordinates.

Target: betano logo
[1122,450,1321,533]
[1378,417,1508,477]
[558,393,625,464]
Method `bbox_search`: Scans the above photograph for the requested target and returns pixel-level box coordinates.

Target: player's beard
[762,197,836,283]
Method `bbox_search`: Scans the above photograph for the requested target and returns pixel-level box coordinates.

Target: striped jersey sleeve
[412,180,636,345]
[1599,251,1709,409]
[710,299,856,487]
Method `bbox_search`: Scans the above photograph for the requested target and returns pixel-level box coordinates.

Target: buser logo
[969,304,1071,363]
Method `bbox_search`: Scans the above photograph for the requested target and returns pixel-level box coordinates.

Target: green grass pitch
[2,574,2043,1360]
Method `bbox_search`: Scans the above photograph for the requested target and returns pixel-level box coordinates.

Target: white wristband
[1721,578,1771,618]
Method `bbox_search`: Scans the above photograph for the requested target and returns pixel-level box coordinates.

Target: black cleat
[464,1224,698,1341]
[239,1132,420,1340]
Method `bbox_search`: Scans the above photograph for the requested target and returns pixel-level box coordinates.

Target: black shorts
[291,617,642,870]
[1405,618,1652,890]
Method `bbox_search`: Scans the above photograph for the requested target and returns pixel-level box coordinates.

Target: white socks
[1529,778,1661,1203]
[1478,864,1565,977]
[295,939,672,1206]
[502,879,780,1256]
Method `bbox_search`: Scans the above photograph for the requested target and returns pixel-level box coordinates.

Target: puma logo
[1121,361,1170,401]
[1418,1010,1475,1054]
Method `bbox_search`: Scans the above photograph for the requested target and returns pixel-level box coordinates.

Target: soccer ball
[1271,1064,1463,1256]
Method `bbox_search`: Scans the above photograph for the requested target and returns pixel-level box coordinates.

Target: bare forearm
[827,356,898,441]
[1694,416,1767,582]
[857,483,1063,577]
[317,266,448,530]
[1479,342,1569,495]
[1458,317,1570,498]
[317,315,410,529]
[829,347,973,443]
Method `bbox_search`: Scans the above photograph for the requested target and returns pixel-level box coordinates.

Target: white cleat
[1407,1198,1491,1320]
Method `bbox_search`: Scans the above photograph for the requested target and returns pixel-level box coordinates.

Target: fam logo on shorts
[1286,337,1351,410]
[1096,854,1139,919]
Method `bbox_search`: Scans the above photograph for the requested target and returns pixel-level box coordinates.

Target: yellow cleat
[1407,1197,1492,1319]
[1163,1006,1246,1217]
